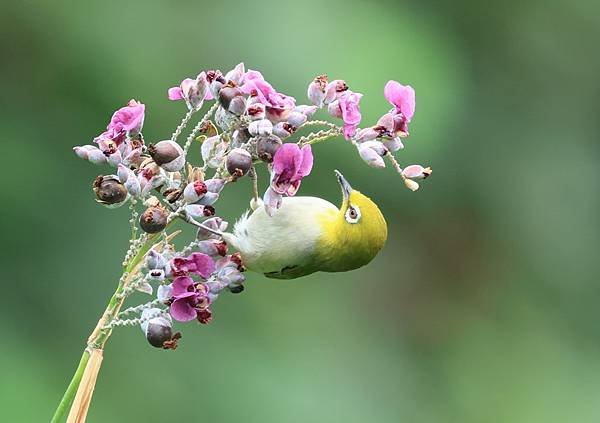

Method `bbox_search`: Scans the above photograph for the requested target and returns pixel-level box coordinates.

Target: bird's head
[317,171,388,272]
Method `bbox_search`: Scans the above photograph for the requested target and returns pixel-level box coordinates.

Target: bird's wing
[231,197,337,278]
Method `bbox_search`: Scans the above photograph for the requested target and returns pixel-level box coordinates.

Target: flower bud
[148,140,185,172]
[215,106,237,131]
[74,145,107,165]
[207,69,226,98]
[256,135,282,163]
[218,86,243,110]
[248,119,273,136]
[361,140,388,156]
[93,175,128,205]
[197,216,228,240]
[224,62,245,85]
[231,129,251,147]
[124,173,142,197]
[324,79,348,104]
[263,187,283,217]
[327,100,343,119]
[196,192,219,205]
[205,178,226,194]
[107,150,122,167]
[355,127,380,143]
[307,75,328,107]
[140,309,173,348]
[228,95,247,116]
[146,249,168,270]
[201,136,228,169]
[217,266,245,286]
[287,111,307,127]
[183,180,208,203]
[358,142,387,169]
[226,148,252,177]
[185,204,215,220]
[402,165,432,179]
[139,205,168,233]
[404,178,420,192]
[272,122,296,139]
[294,105,318,118]
[384,137,404,152]
[246,103,266,120]
[196,239,228,257]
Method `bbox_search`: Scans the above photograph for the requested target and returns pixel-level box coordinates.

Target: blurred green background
[1,0,598,421]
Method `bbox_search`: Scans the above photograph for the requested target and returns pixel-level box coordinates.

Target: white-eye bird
[219,171,388,279]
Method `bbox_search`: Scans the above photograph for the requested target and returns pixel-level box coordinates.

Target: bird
[219,170,388,279]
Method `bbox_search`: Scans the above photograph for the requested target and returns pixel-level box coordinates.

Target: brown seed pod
[139,205,168,233]
[92,175,128,205]
[256,135,282,163]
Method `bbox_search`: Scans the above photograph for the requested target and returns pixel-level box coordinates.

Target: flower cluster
[73,63,431,349]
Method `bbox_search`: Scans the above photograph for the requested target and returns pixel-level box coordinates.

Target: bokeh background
[1,0,598,421]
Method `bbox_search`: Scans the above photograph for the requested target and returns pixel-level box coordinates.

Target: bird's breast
[230,197,338,275]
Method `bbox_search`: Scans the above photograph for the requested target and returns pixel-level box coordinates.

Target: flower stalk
[62,63,433,422]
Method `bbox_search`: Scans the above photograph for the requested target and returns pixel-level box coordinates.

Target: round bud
[228,96,247,116]
[218,87,243,109]
[256,135,282,163]
[93,175,128,205]
[139,205,168,233]
[145,320,172,348]
[148,140,185,172]
[228,283,244,294]
[226,148,252,177]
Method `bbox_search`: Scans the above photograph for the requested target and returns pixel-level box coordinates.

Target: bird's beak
[335,170,353,201]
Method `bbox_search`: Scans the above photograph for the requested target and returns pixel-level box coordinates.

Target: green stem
[50,229,166,422]
[50,350,90,423]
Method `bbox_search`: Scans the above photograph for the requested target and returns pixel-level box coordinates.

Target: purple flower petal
[170,298,198,322]
[188,253,216,279]
[384,81,415,121]
[168,87,184,100]
[171,276,195,297]
[298,145,313,177]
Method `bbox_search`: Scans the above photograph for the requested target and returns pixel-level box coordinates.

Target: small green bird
[221,171,388,279]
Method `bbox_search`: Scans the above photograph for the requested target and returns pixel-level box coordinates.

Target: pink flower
[171,252,215,279]
[384,80,415,135]
[241,70,296,122]
[168,72,210,110]
[94,100,145,147]
[270,143,313,196]
[328,91,363,139]
[169,276,211,322]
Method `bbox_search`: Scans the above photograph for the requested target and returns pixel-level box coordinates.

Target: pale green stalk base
[50,351,90,423]
[50,230,167,423]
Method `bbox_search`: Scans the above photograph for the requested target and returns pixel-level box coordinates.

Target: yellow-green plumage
[221,172,387,279]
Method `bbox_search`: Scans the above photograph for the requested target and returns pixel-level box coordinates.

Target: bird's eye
[345,205,361,224]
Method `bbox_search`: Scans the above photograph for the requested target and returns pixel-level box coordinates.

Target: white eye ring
[345,204,361,224]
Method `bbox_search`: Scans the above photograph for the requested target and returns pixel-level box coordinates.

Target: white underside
[223,196,338,275]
